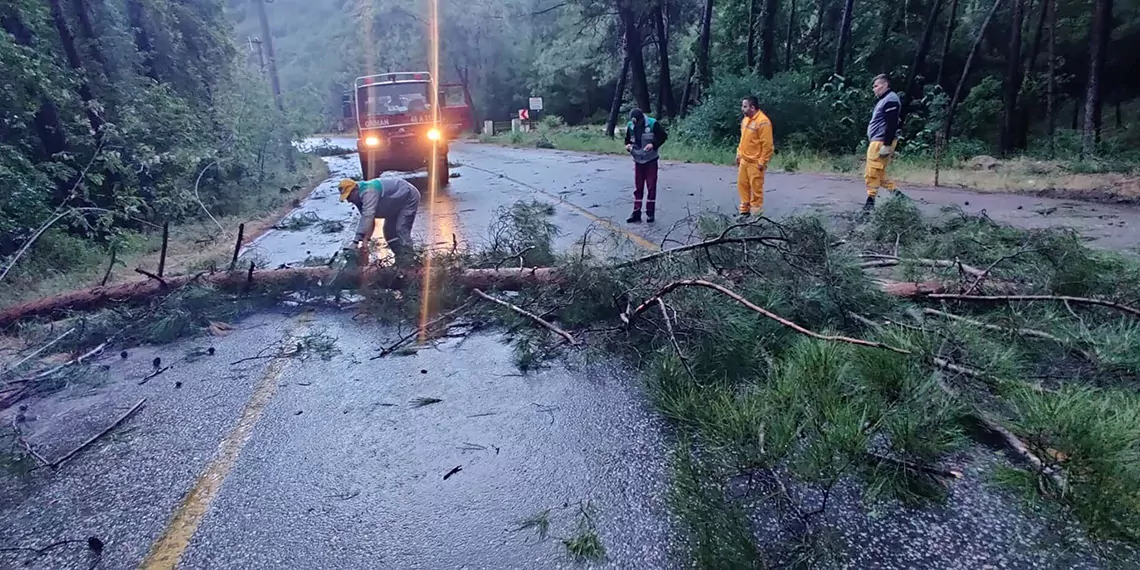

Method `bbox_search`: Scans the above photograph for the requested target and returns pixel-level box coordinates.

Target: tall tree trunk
[126,0,158,81]
[47,0,104,138]
[761,0,780,78]
[69,0,108,72]
[747,0,758,70]
[811,0,827,67]
[679,60,696,116]
[619,4,652,113]
[606,55,631,137]
[1015,0,1048,149]
[944,0,1005,140]
[904,0,944,109]
[935,0,960,88]
[834,0,855,77]
[999,0,1025,156]
[1046,0,1055,157]
[1,13,67,159]
[1081,0,1112,157]
[784,0,798,71]
[653,2,676,117]
[697,0,715,91]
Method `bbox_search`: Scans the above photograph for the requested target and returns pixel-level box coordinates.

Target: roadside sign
[519,109,529,120]
[529,97,543,111]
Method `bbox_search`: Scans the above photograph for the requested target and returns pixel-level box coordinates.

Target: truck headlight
[364,136,380,147]
[426,128,441,141]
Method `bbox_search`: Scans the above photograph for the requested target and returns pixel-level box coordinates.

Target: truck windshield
[357,82,431,116]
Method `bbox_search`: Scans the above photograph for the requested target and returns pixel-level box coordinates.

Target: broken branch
[923,308,1092,360]
[926,294,1140,319]
[632,280,910,354]
[51,398,146,468]
[857,254,986,277]
[866,452,964,479]
[472,288,578,346]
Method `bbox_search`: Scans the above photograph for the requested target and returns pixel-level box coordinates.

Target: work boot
[646,212,655,223]
[863,196,876,212]
[626,211,642,223]
[738,211,751,222]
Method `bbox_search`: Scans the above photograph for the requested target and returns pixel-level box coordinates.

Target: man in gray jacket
[623,108,668,223]
[338,176,421,266]
[863,74,902,211]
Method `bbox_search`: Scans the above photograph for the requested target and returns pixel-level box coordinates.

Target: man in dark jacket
[623,109,668,223]
[338,176,421,266]
[863,74,902,211]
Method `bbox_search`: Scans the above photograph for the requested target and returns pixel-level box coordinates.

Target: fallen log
[0,265,1013,330]
[0,266,559,328]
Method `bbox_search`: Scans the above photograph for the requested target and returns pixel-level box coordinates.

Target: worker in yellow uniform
[863,74,902,211]
[735,95,774,218]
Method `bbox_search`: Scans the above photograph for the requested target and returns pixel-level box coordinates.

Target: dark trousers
[633,159,659,215]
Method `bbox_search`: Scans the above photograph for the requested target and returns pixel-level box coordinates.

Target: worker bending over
[338,177,421,266]
[863,74,902,211]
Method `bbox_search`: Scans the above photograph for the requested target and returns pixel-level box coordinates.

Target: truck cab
[344,72,472,186]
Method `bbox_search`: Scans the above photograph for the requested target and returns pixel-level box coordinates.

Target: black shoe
[646,213,655,223]
[737,212,751,221]
[627,211,642,223]
[863,196,875,212]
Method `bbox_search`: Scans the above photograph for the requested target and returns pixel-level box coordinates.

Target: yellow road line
[140,312,313,569]
[463,164,660,252]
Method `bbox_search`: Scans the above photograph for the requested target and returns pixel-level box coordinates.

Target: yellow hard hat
[338,179,357,201]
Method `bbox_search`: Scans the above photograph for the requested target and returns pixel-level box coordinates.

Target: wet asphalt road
[2,140,1138,569]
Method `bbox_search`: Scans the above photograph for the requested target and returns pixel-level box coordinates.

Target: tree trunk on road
[1000,0,1025,156]
[944,0,1005,140]
[834,0,855,77]
[607,54,631,137]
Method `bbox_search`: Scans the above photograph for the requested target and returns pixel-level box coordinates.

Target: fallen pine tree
[3,197,1139,565]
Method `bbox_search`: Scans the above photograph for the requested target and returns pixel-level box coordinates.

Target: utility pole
[254,0,295,171]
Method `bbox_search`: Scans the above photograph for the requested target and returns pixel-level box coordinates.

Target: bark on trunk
[1046,0,1055,157]
[904,0,945,111]
[747,0,758,70]
[936,0,960,89]
[620,2,653,113]
[606,55,631,137]
[834,0,855,77]
[811,0,827,67]
[784,0,798,71]
[653,2,676,117]
[1081,0,1112,157]
[679,60,696,116]
[1016,0,1048,149]
[0,268,981,328]
[944,0,1005,140]
[999,0,1025,156]
[126,0,158,81]
[761,0,780,78]
[48,0,104,137]
[697,0,715,90]
[1,13,67,158]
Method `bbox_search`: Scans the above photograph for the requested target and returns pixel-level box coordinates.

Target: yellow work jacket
[737,111,774,166]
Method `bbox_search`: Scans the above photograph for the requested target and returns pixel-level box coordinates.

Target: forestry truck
[343,72,473,186]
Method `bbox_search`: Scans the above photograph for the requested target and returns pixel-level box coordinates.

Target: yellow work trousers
[737,160,766,214]
[864,140,898,198]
